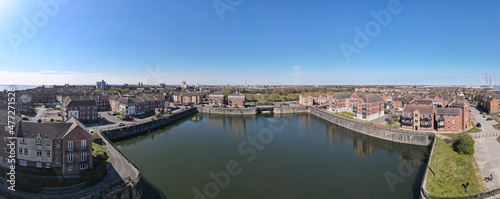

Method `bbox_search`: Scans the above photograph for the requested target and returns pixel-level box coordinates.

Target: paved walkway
[467,102,500,191]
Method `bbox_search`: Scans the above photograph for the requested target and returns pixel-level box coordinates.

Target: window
[45,140,51,146]
[24,149,28,155]
[46,163,51,168]
[81,152,87,161]
[46,150,51,157]
[68,141,73,151]
[36,150,42,157]
[68,165,73,171]
[452,120,455,124]
[36,162,42,168]
[80,164,88,170]
[56,158,60,164]
[415,114,418,117]
[68,153,73,163]
[36,139,42,145]
[81,140,87,150]
[21,138,26,144]
[19,148,22,154]
[20,160,27,166]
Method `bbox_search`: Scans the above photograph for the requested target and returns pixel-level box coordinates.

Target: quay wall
[274,106,307,114]
[197,107,257,115]
[308,107,433,146]
[102,107,198,140]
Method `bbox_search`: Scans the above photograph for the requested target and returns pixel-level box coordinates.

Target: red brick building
[172,92,203,105]
[435,108,463,132]
[14,117,92,176]
[228,93,245,108]
[350,93,385,121]
[62,96,98,122]
[329,92,351,112]
[208,92,225,106]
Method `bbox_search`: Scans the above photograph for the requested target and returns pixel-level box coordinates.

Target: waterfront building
[401,105,435,131]
[14,117,92,175]
[208,92,225,106]
[228,93,245,108]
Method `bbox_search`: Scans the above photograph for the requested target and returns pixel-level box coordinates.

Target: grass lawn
[335,111,354,119]
[465,122,482,133]
[425,138,486,197]
[493,124,500,130]
[92,142,110,162]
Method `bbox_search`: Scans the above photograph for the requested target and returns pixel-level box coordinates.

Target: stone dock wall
[197,107,257,115]
[102,107,198,140]
[308,107,433,146]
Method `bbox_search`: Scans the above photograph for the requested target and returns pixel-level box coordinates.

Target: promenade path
[468,102,500,191]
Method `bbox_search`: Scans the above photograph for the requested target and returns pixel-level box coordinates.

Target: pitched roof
[360,94,383,103]
[403,105,435,114]
[436,108,460,115]
[414,100,433,105]
[332,92,351,99]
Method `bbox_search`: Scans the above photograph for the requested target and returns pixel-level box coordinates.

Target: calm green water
[116,113,430,199]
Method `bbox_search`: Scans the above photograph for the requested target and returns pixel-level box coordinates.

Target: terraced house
[109,94,168,115]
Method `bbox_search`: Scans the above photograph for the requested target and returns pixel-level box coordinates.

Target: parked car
[118,123,125,126]
[37,119,42,123]
[476,123,481,128]
[486,117,493,121]
[22,117,29,121]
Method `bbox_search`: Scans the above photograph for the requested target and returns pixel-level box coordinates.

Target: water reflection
[327,123,429,167]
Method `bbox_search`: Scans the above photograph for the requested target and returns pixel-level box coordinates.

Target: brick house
[435,108,462,132]
[228,93,245,108]
[18,94,32,113]
[299,94,329,106]
[350,93,385,120]
[62,96,98,122]
[172,92,203,105]
[14,117,92,176]
[483,96,499,114]
[329,92,351,112]
[449,102,472,131]
[401,105,435,131]
[109,94,168,115]
[299,94,315,106]
[208,92,225,106]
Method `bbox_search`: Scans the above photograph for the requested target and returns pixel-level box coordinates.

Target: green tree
[453,134,475,155]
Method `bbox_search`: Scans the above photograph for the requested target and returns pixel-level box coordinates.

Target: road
[467,101,500,191]
[31,106,46,122]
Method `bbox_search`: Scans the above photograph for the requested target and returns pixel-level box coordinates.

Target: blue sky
[0,0,499,86]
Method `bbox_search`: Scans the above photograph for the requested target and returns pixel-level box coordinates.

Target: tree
[453,134,475,155]
[119,109,127,120]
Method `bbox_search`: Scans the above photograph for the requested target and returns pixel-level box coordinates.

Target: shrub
[452,134,475,155]
[92,133,102,144]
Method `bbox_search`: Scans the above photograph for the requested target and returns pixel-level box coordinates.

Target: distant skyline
[1,0,499,86]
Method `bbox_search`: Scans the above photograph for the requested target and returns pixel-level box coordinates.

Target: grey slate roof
[436,108,460,115]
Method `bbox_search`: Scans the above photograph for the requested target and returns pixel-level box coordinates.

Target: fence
[470,133,500,138]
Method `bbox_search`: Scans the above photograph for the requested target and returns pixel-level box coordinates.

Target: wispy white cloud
[292,65,303,78]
